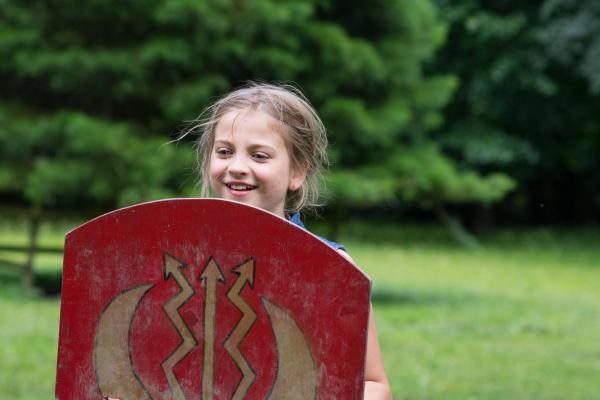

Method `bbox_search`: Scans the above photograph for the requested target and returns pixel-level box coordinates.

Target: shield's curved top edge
[65,198,277,236]
[63,198,371,282]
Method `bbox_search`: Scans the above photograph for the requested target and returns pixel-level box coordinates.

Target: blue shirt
[288,212,346,251]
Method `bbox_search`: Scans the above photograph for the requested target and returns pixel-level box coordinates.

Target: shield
[55,199,371,400]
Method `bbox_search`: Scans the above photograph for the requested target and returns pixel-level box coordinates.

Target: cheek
[206,162,223,189]
[255,162,285,180]
[207,157,222,176]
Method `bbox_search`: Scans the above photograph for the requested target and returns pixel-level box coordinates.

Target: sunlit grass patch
[347,224,600,400]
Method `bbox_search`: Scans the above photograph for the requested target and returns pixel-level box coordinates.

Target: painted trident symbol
[162,255,258,400]
[93,252,316,400]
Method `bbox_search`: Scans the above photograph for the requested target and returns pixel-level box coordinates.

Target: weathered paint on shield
[55,199,371,399]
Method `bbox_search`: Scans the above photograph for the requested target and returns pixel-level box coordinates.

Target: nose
[227,154,250,177]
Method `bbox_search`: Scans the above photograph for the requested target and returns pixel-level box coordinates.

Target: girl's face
[208,110,306,218]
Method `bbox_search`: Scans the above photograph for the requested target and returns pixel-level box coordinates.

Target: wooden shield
[55,199,371,400]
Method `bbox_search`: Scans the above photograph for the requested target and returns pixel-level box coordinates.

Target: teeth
[229,184,254,190]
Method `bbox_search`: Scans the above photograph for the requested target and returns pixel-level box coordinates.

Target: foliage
[391,144,515,207]
[540,0,600,94]
[312,1,514,214]
[0,105,192,210]
[0,0,514,222]
[433,0,600,223]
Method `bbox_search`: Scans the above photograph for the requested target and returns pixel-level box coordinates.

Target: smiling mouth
[226,183,257,191]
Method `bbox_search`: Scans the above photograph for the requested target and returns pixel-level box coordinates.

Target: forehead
[214,110,288,145]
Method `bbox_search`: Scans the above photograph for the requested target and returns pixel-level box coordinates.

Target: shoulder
[319,235,346,252]
[287,212,346,252]
[337,248,354,264]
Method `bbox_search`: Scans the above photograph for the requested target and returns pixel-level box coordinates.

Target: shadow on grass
[308,220,459,248]
[372,285,481,306]
[0,267,62,297]
[34,269,62,295]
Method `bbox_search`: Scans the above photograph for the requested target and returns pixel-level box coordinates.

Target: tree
[311,1,515,240]
[0,1,196,286]
[432,0,600,225]
[0,0,517,272]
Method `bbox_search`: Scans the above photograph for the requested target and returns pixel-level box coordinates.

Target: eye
[215,147,232,157]
[253,152,270,161]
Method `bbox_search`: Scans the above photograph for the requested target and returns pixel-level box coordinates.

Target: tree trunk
[435,206,479,249]
[472,204,494,237]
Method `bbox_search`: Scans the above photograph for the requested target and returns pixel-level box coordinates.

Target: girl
[194,82,392,400]
[106,84,390,400]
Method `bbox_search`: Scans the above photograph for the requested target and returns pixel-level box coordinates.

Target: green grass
[0,284,60,399]
[332,224,600,400]
[1,220,599,399]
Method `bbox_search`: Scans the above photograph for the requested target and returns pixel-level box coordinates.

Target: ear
[288,165,308,191]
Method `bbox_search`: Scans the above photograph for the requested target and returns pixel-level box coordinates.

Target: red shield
[55,199,371,399]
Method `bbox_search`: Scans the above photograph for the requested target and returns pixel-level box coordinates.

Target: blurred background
[1,1,599,399]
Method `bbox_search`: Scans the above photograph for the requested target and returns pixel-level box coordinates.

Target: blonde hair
[189,82,328,214]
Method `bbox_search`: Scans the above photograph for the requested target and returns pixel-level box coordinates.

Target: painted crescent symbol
[94,284,154,400]
[92,277,318,399]
[262,298,317,400]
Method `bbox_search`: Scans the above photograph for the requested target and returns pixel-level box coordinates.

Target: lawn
[337,224,600,400]
[1,219,599,399]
